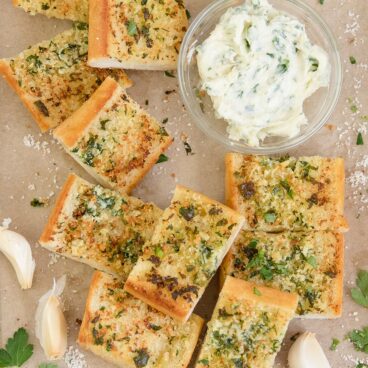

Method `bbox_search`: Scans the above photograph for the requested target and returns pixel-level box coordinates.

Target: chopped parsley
[161,117,168,124]
[127,20,138,36]
[30,198,46,207]
[330,338,340,351]
[164,71,175,78]
[156,154,169,163]
[350,56,357,64]
[253,287,262,296]
[351,270,368,307]
[309,57,319,72]
[263,211,277,223]
[347,327,368,353]
[357,132,364,145]
[34,100,49,117]
[306,255,317,269]
[183,141,194,155]
[179,205,195,221]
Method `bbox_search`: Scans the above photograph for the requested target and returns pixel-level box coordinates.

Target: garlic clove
[288,331,331,368]
[0,227,35,289]
[36,276,67,360]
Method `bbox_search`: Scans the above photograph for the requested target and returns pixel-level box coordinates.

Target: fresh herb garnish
[162,117,168,124]
[277,59,289,74]
[0,328,33,367]
[357,132,364,145]
[351,104,358,113]
[154,245,164,258]
[280,180,294,199]
[34,100,49,117]
[347,327,368,353]
[100,119,109,130]
[263,211,277,224]
[179,205,195,221]
[185,9,191,19]
[30,198,46,207]
[309,57,319,71]
[350,56,357,65]
[330,338,340,351]
[253,287,262,296]
[306,255,317,269]
[133,349,150,367]
[127,20,138,36]
[351,270,368,307]
[164,71,175,78]
[198,359,209,366]
[183,141,194,155]
[74,22,88,30]
[357,363,368,368]
[156,154,169,163]
[319,0,324,4]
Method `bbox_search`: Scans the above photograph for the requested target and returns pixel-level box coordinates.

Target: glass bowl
[177,0,342,154]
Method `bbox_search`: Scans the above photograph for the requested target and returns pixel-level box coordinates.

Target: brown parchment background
[1,0,368,367]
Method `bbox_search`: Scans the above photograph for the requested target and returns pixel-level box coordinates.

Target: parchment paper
[1,0,368,367]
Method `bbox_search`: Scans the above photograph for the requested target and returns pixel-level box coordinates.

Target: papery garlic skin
[288,331,331,368]
[36,276,67,360]
[0,227,35,289]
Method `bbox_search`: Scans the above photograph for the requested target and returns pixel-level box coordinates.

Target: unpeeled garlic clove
[288,331,331,368]
[36,276,67,360]
[0,227,35,289]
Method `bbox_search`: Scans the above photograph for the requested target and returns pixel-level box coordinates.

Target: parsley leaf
[263,211,277,223]
[348,327,368,353]
[350,56,357,65]
[351,270,368,307]
[253,287,262,296]
[156,154,169,164]
[357,132,364,145]
[306,255,317,269]
[164,71,175,78]
[357,363,368,368]
[0,328,33,367]
[127,20,137,36]
[330,338,340,351]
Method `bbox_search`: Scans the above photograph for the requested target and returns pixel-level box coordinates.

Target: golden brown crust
[88,0,109,64]
[54,77,118,148]
[124,278,193,322]
[223,276,299,311]
[79,271,204,368]
[39,173,77,243]
[224,153,238,210]
[333,233,344,317]
[0,60,49,132]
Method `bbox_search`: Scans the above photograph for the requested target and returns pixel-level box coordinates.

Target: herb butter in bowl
[178,0,342,153]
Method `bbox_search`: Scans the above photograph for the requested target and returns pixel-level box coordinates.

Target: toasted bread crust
[78,271,204,368]
[53,76,173,194]
[54,77,118,148]
[0,60,50,132]
[39,173,77,243]
[88,0,109,63]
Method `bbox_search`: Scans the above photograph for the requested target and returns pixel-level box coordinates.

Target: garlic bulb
[0,227,35,289]
[35,275,68,360]
[288,331,331,368]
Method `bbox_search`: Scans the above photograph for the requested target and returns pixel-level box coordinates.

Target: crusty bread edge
[39,173,77,244]
[54,76,118,148]
[89,57,178,71]
[335,158,349,232]
[224,153,239,211]
[88,0,109,67]
[79,271,204,368]
[0,59,51,131]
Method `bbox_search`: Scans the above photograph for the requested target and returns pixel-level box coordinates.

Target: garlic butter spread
[196,0,331,146]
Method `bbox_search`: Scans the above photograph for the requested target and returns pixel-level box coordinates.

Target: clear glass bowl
[178,0,342,154]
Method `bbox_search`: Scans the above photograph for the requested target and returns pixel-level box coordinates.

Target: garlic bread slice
[125,185,245,322]
[225,153,348,232]
[0,26,131,131]
[13,0,88,22]
[54,77,173,194]
[196,277,298,368]
[39,174,161,280]
[78,271,204,368]
[88,0,188,70]
[221,230,344,318]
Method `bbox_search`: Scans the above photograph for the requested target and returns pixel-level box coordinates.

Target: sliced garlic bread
[196,277,298,368]
[88,0,188,70]
[0,26,132,131]
[124,185,245,322]
[54,77,173,194]
[225,153,348,232]
[221,230,344,318]
[39,174,161,280]
[13,0,88,22]
[78,271,204,368]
